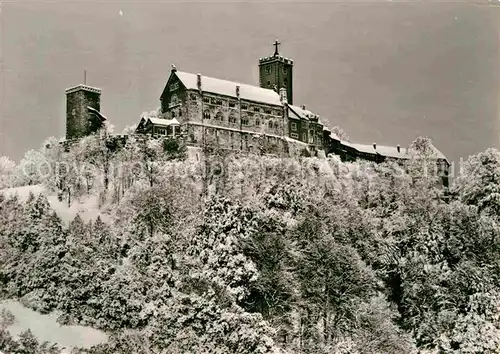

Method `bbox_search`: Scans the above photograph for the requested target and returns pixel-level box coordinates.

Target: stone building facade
[140,42,325,154]
[65,84,106,140]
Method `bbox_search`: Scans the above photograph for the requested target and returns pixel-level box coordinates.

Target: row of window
[265,65,288,75]
[202,110,280,128]
[155,127,177,135]
[169,82,179,92]
[197,94,280,115]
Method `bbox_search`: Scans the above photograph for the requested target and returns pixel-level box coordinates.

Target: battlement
[65,84,102,95]
[259,56,294,65]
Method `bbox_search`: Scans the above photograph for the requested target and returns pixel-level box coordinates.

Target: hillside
[0,135,499,353]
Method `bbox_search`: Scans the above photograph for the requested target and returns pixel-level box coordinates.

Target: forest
[0,133,499,353]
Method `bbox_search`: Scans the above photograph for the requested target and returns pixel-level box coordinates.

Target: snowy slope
[0,300,108,352]
[0,185,111,225]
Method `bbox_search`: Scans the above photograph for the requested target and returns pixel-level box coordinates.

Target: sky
[0,0,499,164]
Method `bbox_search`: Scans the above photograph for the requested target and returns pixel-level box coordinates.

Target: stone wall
[66,89,101,140]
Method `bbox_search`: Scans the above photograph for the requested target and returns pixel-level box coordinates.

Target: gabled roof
[148,117,180,126]
[173,71,282,106]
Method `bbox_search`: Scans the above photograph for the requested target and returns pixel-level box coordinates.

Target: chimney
[279,87,288,104]
[236,85,240,99]
[197,73,202,92]
[397,144,400,153]
[373,143,377,150]
[171,64,177,72]
[301,104,306,110]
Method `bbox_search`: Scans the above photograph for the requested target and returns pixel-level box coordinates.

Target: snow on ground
[0,300,108,352]
[0,185,111,225]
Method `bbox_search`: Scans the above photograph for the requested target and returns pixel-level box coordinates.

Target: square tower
[259,40,294,104]
[65,84,102,140]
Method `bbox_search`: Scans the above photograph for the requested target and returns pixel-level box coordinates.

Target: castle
[64,40,450,185]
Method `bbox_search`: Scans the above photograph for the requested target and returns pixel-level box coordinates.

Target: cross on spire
[273,39,281,56]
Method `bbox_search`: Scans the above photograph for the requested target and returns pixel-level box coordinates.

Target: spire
[84,69,87,85]
[273,39,281,57]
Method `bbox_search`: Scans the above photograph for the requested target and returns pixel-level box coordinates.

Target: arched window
[203,110,211,119]
[255,118,260,127]
[229,114,237,124]
[242,116,249,126]
[170,94,179,107]
[268,120,274,129]
[215,111,223,121]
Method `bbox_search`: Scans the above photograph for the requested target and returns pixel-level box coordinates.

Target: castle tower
[259,39,294,104]
[65,83,104,140]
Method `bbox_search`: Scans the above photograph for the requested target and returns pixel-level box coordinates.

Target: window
[283,66,287,74]
[212,98,222,105]
[190,93,197,100]
[266,65,271,75]
[283,79,288,86]
[265,109,272,115]
[215,112,223,121]
[158,128,167,135]
[229,101,236,108]
[203,110,211,119]
[291,132,299,139]
[291,122,297,131]
[203,97,210,104]
[229,114,237,124]
[169,82,179,92]
[241,104,248,110]
[171,110,176,118]
[256,119,260,126]
[253,107,260,113]
[302,133,307,141]
[267,80,271,87]
[169,94,179,108]
[242,117,249,126]
[268,121,274,129]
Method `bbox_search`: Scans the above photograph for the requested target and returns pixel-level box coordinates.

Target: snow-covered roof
[175,71,282,106]
[428,144,447,160]
[287,104,320,121]
[349,143,378,155]
[149,117,179,126]
[87,106,107,121]
[66,84,101,95]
